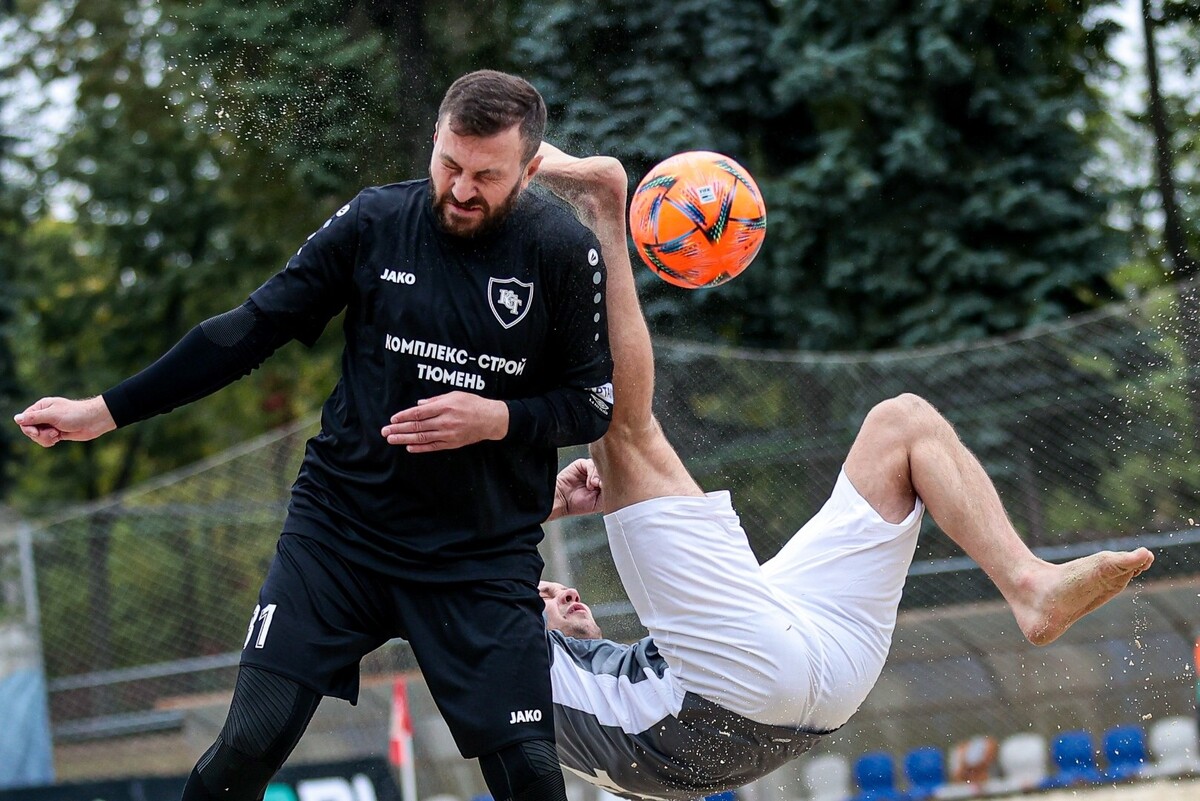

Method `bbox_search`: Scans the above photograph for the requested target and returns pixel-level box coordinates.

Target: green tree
[515,0,1155,591]
[14,0,529,510]
[169,0,525,190]
[0,110,23,501]
[169,1,412,193]
[1135,0,1200,501]
[13,0,342,678]
[17,1,302,506]
[517,0,1123,350]
[1103,1,1200,436]
[13,0,525,680]
[1100,1,1199,286]
[0,5,30,501]
[1138,0,1199,277]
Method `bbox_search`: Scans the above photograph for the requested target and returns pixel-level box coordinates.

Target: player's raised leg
[844,393,1154,645]
[535,144,702,512]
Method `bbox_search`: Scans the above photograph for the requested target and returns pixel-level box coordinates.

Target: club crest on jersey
[488,277,534,329]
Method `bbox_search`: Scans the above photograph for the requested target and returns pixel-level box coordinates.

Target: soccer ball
[628,151,766,289]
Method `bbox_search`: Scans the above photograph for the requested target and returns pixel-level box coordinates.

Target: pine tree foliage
[516,0,1123,349]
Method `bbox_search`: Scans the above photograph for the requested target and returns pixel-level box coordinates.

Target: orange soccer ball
[628,151,766,289]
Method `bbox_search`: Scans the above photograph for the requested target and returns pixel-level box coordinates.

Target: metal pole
[17,522,41,632]
[16,520,55,784]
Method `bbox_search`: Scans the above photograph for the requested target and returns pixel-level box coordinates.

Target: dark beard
[428,177,524,239]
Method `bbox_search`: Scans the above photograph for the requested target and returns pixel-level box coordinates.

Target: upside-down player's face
[539,581,602,640]
[429,119,541,239]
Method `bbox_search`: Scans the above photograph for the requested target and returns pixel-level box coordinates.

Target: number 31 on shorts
[244,603,277,649]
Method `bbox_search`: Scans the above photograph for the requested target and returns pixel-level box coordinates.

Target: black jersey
[248,180,612,581]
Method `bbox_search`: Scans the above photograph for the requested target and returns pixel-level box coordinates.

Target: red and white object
[389,677,417,801]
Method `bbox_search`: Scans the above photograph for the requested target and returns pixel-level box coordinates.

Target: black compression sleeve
[504,387,612,449]
[102,301,291,428]
[479,739,565,801]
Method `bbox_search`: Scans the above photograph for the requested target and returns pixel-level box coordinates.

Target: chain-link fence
[6,282,1200,796]
[561,281,1200,616]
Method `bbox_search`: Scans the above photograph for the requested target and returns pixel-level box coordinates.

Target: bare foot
[534,143,626,228]
[1009,547,1154,646]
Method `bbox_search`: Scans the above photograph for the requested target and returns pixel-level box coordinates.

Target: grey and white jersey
[549,631,827,801]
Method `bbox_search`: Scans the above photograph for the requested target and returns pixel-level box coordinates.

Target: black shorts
[240,533,554,758]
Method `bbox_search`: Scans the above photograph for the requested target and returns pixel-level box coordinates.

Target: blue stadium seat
[1102,724,1148,781]
[903,746,946,800]
[1042,730,1102,788]
[852,751,907,801]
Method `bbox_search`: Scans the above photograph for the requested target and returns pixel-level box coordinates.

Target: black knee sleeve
[182,666,321,801]
[479,739,566,801]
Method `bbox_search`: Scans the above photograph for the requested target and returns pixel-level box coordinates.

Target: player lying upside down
[532,145,1154,801]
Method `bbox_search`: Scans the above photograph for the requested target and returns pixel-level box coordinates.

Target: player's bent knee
[871,392,934,421]
[864,393,945,442]
[479,739,566,801]
[220,666,320,759]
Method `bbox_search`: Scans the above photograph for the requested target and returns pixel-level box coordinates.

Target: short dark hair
[437,70,547,164]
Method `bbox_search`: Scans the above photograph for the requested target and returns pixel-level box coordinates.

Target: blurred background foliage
[0,0,1196,687]
[0,0,1195,518]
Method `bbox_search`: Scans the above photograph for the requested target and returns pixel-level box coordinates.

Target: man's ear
[522,153,544,186]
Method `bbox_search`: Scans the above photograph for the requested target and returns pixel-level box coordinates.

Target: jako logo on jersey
[588,248,599,266]
[379,268,416,285]
[488,277,534,329]
[509,709,544,724]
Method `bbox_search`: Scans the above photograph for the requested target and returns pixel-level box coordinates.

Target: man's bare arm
[537,144,704,511]
[534,143,655,435]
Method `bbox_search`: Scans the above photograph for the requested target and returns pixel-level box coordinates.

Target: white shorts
[602,468,923,731]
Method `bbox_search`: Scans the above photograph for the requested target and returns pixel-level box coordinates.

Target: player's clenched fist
[549,458,603,521]
[381,391,510,453]
[13,396,117,448]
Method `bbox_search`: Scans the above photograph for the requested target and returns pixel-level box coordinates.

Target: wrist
[491,398,510,441]
[548,490,566,522]
[89,395,118,435]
